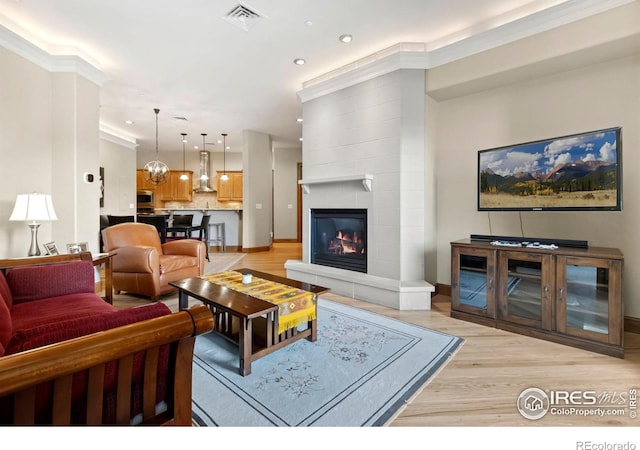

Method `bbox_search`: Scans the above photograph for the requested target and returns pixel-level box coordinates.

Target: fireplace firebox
[310,208,367,273]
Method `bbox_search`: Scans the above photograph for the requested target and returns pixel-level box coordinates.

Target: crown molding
[99,129,138,150]
[428,0,637,67]
[298,49,430,103]
[298,0,636,103]
[0,23,108,86]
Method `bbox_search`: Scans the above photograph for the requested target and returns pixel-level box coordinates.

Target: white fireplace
[285,68,435,310]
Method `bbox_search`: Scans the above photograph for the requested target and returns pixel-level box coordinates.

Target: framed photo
[44,242,59,255]
[67,242,90,254]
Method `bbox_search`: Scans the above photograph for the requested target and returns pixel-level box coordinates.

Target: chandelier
[143,108,169,185]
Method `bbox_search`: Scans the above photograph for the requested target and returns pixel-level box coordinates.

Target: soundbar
[470,234,588,249]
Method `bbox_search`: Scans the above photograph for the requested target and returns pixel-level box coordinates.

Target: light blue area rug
[191,298,463,426]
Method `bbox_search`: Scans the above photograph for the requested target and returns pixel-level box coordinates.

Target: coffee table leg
[239,318,252,376]
[310,318,317,342]
[178,290,189,311]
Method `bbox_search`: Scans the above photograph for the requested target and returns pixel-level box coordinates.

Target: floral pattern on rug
[253,359,321,398]
[319,313,407,363]
[251,312,410,398]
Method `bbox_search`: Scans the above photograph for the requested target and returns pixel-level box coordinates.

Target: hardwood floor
[113,243,640,427]
[231,243,640,427]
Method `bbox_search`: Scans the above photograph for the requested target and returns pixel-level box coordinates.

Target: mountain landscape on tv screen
[480,159,617,196]
[478,128,620,210]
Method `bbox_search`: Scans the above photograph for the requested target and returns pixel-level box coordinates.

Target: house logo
[517,387,550,420]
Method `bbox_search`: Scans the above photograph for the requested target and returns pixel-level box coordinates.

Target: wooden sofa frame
[0,253,214,425]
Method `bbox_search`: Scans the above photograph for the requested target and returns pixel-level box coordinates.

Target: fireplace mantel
[298,174,373,194]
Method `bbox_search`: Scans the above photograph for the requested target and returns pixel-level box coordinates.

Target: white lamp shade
[9,193,58,222]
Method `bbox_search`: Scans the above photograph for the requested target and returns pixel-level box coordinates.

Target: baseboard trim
[625,316,640,335]
[208,246,242,253]
[242,245,272,253]
[435,283,451,298]
[273,238,300,243]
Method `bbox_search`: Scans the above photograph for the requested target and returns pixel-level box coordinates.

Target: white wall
[0,45,101,257]
[242,130,273,249]
[273,147,301,240]
[432,54,640,317]
[0,46,54,257]
[100,138,137,216]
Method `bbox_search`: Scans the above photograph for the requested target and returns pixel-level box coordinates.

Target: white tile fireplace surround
[285,69,434,310]
[285,176,434,311]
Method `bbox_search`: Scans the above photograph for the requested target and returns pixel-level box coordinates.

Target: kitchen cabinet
[451,239,624,357]
[159,171,193,202]
[217,171,243,202]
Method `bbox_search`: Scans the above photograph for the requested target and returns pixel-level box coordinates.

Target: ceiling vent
[223,3,266,31]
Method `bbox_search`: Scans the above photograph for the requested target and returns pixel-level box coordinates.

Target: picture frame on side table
[67,242,89,254]
[44,242,59,255]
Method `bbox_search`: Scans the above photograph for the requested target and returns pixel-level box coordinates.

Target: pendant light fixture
[220,133,229,181]
[179,133,189,180]
[143,108,169,185]
[200,133,209,181]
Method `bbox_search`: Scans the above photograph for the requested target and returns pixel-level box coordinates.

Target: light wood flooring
[113,243,640,427]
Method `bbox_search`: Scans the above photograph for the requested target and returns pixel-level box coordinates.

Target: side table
[92,251,116,304]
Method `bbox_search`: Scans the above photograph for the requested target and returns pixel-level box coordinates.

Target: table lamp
[9,193,58,256]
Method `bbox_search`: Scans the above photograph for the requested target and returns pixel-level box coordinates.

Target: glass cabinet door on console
[451,246,497,318]
[555,256,623,346]
[497,251,554,330]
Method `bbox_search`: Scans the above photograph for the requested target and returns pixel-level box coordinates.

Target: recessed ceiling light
[299,137,303,142]
[125,120,134,125]
[294,58,306,65]
[297,118,303,123]
[339,34,353,43]
[304,20,313,27]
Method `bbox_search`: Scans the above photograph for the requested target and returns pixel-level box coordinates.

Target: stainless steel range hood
[194,150,215,193]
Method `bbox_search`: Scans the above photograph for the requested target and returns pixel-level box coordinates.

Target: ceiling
[0,0,618,154]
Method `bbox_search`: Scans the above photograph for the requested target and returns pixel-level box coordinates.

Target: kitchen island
[154,208,242,250]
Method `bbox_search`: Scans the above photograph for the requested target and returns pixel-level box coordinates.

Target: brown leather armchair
[102,222,206,300]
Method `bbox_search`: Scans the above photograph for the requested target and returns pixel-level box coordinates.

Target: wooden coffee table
[169,269,329,376]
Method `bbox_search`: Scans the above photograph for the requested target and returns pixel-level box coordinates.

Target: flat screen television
[478,127,622,211]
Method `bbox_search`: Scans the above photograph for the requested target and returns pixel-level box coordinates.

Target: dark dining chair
[137,214,168,243]
[190,215,210,261]
[107,215,135,226]
[166,214,209,261]
[167,215,194,238]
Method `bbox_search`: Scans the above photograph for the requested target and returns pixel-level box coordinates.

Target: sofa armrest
[162,239,205,257]
[0,305,214,425]
[111,246,159,273]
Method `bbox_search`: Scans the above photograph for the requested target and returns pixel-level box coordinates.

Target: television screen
[478,127,622,211]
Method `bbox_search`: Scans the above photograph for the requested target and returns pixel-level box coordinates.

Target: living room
[0,0,639,442]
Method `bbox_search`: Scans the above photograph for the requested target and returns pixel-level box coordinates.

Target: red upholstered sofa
[0,252,213,425]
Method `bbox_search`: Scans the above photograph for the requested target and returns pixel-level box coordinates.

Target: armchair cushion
[110,246,159,273]
[7,261,95,304]
[159,254,199,275]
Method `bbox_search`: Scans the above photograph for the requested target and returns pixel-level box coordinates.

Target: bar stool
[208,222,226,252]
